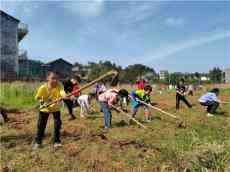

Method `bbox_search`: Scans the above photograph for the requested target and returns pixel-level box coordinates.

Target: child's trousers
[78,98,90,116]
[35,111,62,144]
[63,99,74,116]
[200,101,219,114]
[100,102,112,128]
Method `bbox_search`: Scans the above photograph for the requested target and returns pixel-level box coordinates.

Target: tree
[209,67,223,83]
[122,64,156,83]
[87,61,121,82]
[168,72,183,85]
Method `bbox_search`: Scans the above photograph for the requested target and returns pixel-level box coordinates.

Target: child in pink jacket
[98,88,119,129]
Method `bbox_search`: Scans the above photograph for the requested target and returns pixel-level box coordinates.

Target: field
[1,82,230,172]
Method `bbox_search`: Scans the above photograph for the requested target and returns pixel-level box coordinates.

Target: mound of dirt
[62,124,88,138]
[63,143,83,156]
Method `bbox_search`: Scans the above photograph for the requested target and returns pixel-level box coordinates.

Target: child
[98,88,120,129]
[117,89,129,112]
[199,88,221,117]
[77,94,95,117]
[131,85,152,122]
[71,78,81,99]
[135,79,146,90]
[62,79,76,120]
[176,79,192,110]
[33,72,64,149]
[94,82,106,99]
[94,82,106,112]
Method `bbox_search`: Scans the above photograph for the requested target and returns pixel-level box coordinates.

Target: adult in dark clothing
[176,79,192,110]
[62,79,76,120]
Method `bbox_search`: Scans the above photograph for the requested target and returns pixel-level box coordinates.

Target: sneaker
[144,119,151,123]
[32,143,42,150]
[80,115,85,118]
[207,113,214,117]
[103,127,109,132]
[53,143,62,148]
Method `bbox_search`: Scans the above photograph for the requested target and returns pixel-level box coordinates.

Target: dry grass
[1,82,230,171]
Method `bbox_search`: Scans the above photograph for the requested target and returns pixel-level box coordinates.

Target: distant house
[0,10,28,80]
[142,72,157,82]
[200,76,210,81]
[72,63,90,81]
[44,58,73,80]
[224,68,230,83]
[159,70,169,80]
[18,57,45,80]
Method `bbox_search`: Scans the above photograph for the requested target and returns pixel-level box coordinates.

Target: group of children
[32,72,225,149]
[62,78,95,119]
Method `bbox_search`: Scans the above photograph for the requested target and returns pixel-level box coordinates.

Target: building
[18,55,45,80]
[0,10,28,80]
[224,68,230,83]
[72,63,90,81]
[141,72,157,82]
[200,76,210,81]
[159,70,169,80]
[44,58,73,80]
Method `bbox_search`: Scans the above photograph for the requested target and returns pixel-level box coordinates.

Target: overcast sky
[1,0,230,72]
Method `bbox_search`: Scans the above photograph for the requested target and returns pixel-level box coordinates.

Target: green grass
[0,82,230,171]
[0,82,40,108]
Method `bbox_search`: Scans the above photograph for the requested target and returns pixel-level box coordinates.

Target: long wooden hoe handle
[129,95,180,120]
[110,104,147,129]
[39,70,118,110]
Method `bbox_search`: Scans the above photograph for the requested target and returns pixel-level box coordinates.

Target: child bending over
[98,88,126,129]
[199,88,223,117]
[77,94,95,117]
[131,85,153,123]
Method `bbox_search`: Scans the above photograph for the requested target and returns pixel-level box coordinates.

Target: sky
[1,0,230,72]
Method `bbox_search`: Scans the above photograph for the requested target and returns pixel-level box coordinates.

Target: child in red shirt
[71,78,80,97]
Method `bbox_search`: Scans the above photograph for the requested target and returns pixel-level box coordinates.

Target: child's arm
[35,86,45,101]
[211,94,221,103]
[176,85,185,95]
[35,87,47,108]
[108,94,118,108]
[131,90,142,101]
[176,88,183,95]
[143,95,151,104]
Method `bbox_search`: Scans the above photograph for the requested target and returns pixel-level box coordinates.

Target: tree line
[75,61,225,85]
